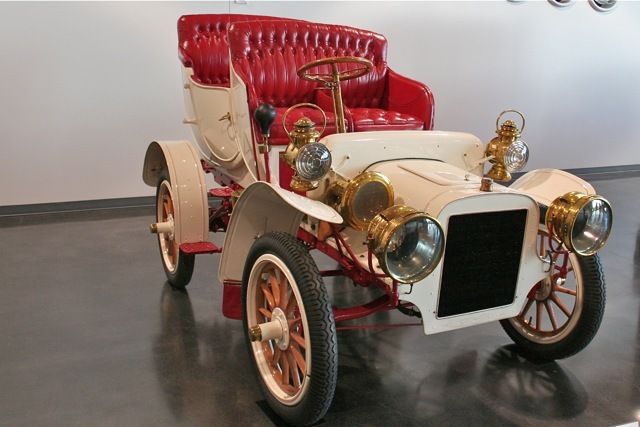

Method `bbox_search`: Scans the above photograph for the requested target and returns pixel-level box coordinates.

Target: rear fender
[142,140,208,244]
[219,181,342,283]
[510,168,596,206]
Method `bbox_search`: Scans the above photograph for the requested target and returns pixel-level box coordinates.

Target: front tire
[500,227,606,360]
[155,171,195,289]
[242,232,337,426]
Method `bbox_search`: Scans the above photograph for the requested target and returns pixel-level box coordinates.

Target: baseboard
[508,164,640,182]
[1,164,638,220]
[0,196,155,217]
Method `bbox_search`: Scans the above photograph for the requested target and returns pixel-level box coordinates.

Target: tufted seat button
[349,108,424,132]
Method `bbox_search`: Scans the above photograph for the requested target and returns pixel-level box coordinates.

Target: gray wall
[1,1,639,206]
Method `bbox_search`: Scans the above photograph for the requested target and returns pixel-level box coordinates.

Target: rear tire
[242,232,337,426]
[155,171,195,289]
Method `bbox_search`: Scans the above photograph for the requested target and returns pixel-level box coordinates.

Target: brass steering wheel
[297,56,373,84]
[297,56,373,134]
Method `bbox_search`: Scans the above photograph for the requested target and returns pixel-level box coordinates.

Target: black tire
[242,232,337,426]
[156,171,194,289]
[500,224,606,360]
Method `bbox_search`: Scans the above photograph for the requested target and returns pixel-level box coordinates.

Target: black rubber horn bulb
[254,103,277,136]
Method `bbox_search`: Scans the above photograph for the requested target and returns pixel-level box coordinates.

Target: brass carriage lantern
[283,103,330,192]
[485,110,530,182]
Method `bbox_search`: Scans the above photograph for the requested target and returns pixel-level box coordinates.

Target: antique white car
[142,14,612,426]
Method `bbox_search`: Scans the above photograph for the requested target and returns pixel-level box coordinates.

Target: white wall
[1,1,639,206]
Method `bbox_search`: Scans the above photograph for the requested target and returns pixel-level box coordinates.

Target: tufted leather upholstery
[178,14,297,86]
[229,20,387,108]
[228,19,434,141]
[350,109,423,132]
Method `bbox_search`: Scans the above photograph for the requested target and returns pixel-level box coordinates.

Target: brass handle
[282,103,328,137]
[496,109,525,132]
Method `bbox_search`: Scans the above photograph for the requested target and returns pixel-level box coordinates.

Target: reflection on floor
[1,175,639,426]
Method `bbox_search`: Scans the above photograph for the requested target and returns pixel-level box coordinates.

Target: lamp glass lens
[385,217,444,282]
[296,143,332,181]
[352,181,392,225]
[571,198,612,254]
[504,139,529,172]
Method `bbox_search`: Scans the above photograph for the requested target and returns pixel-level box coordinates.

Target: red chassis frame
[177,161,420,330]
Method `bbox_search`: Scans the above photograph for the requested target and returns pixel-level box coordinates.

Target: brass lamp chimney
[284,116,322,191]
[485,110,527,182]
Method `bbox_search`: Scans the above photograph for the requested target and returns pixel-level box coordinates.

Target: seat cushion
[349,108,424,132]
[266,107,338,146]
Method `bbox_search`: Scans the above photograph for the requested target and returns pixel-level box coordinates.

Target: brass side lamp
[282,103,330,192]
[485,110,530,182]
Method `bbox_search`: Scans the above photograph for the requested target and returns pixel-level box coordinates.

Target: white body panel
[319,130,486,180]
[219,181,342,283]
[142,140,208,244]
[181,65,255,188]
[510,168,595,206]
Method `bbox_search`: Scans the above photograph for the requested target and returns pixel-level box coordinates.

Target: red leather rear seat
[178,14,297,87]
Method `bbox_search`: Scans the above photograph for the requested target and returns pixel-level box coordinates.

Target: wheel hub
[249,307,290,350]
[272,308,290,350]
[534,276,553,301]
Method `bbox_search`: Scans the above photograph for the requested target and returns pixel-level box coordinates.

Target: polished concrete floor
[1,175,639,427]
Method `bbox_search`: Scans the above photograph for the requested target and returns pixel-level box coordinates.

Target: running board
[179,241,222,255]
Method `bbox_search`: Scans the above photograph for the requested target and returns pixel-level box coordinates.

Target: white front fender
[510,168,596,206]
[219,182,342,283]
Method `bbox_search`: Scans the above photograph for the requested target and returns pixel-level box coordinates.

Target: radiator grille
[437,209,528,318]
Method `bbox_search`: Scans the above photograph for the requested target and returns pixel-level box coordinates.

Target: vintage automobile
[142,14,613,426]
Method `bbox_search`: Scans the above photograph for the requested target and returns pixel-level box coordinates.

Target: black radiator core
[437,209,528,317]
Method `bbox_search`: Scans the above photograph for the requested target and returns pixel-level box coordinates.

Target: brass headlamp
[282,103,329,192]
[545,191,613,256]
[485,110,529,182]
[367,205,444,283]
[326,171,394,231]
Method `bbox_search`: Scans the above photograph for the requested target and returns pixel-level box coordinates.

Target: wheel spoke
[550,293,573,317]
[519,298,534,320]
[260,282,276,310]
[258,307,272,320]
[288,352,301,388]
[544,300,558,331]
[554,285,577,297]
[289,317,301,327]
[162,197,172,217]
[281,351,290,386]
[272,347,282,368]
[279,278,289,310]
[268,273,281,307]
[290,345,307,374]
[285,293,298,316]
[290,331,306,349]
[536,301,543,330]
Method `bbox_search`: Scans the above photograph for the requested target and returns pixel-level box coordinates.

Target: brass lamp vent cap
[294,117,316,129]
[498,120,520,137]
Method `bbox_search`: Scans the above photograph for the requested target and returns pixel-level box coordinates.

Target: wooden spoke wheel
[155,172,194,288]
[243,232,337,426]
[501,226,605,360]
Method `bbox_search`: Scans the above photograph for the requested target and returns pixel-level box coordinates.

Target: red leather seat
[228,19,434,144]
[178,14,298,87]
[349,109,423,132]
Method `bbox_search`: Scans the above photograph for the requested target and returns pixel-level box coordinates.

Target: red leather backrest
[178,14,296,86]
[229,20,388,108]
